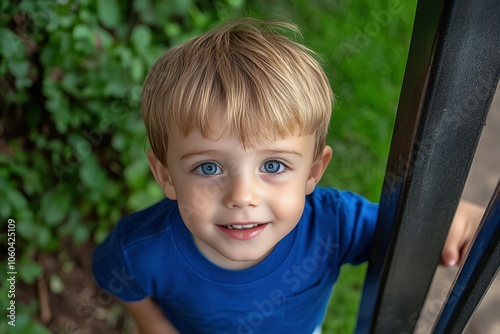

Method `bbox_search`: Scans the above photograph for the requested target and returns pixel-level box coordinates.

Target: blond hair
[142,18,333,165]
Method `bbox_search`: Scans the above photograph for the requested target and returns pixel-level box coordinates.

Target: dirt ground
[21,240,130,334]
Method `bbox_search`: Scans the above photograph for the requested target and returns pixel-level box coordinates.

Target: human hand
[441,200,485,266]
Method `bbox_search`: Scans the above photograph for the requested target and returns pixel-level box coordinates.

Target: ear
[305,145,333,195]
[147,150,177,200]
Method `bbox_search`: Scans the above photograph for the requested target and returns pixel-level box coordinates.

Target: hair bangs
[142,18,333,165]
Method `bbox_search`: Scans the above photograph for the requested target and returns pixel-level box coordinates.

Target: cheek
[271,191,306,222]
[173,169,227,199]
[175,180,223,223]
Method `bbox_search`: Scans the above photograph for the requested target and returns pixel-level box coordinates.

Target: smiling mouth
[217,223,268,240]
[223,223,263,230]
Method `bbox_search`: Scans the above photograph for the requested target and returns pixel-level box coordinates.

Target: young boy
[92,18,483,334]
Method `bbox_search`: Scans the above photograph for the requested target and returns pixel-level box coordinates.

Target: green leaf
[73,223,90,245]
[79,155,107,190]
[131,24,152,53]
[72,24,92,40]
[0,28,25,57]
[45,87,71,133]
[17,219,35,240]
[61,71,79,94]
[127,181,163,210]
[95,28,114,49]
[35,225,53,248]
[6,187,28,210]
[124,158,149,188]
[39,189,70,226]
[18,260,43,284]
[164,22,181,38]
[130,57,144,82]
[8,58,30,79]
[97,0,120,28]
[104,79,129,97]
[94,223,110,244]
[170,0,194,15]
[114,45,132,65]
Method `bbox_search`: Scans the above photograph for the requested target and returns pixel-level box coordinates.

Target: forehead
[167,126,316,159]
[174,106,305,146]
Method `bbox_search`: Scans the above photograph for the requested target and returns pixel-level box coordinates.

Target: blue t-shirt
[92,187,378,333]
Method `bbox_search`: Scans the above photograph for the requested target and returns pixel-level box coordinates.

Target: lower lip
[217,224,268,240]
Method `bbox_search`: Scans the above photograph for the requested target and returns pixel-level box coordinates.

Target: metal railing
[355,0,500,332]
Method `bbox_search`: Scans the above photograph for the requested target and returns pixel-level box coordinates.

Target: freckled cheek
[177,198,217,229]
[175,178,224,219]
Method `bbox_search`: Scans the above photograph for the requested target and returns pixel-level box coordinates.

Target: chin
[223,248,271,263]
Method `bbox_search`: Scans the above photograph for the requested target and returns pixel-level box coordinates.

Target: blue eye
[260,160,285,174]
[195,162,222,176]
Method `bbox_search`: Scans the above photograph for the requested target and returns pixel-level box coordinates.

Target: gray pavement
[416,85,500,333]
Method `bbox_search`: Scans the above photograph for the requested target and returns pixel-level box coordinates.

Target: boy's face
[149,123,331,270]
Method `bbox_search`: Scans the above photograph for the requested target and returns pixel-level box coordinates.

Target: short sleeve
[92,228,148,302]
[335,190,379,265]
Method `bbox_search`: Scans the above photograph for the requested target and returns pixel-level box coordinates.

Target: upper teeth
[226,224,259,229]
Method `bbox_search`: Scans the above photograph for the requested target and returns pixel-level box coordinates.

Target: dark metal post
[356,0,500,332]
[432,181,500,334]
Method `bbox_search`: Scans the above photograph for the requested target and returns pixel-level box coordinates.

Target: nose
[223,173,261,209]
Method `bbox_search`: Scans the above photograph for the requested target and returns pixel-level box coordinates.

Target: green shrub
[0,0,244,331]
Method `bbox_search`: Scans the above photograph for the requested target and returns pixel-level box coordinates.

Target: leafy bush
[0,0,244,331]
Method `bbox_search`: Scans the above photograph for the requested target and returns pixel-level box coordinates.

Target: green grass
[323,264,367,333]
[246,0,418,331]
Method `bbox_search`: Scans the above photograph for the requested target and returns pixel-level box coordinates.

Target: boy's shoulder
[113,197,179,247]
[92,198,180,302]
[307,186,376,210]
[306,187,379,265]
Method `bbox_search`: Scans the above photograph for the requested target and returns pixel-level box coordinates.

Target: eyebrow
[180,150,221,160]
[260,149,303,157]
[180,148,303,160]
